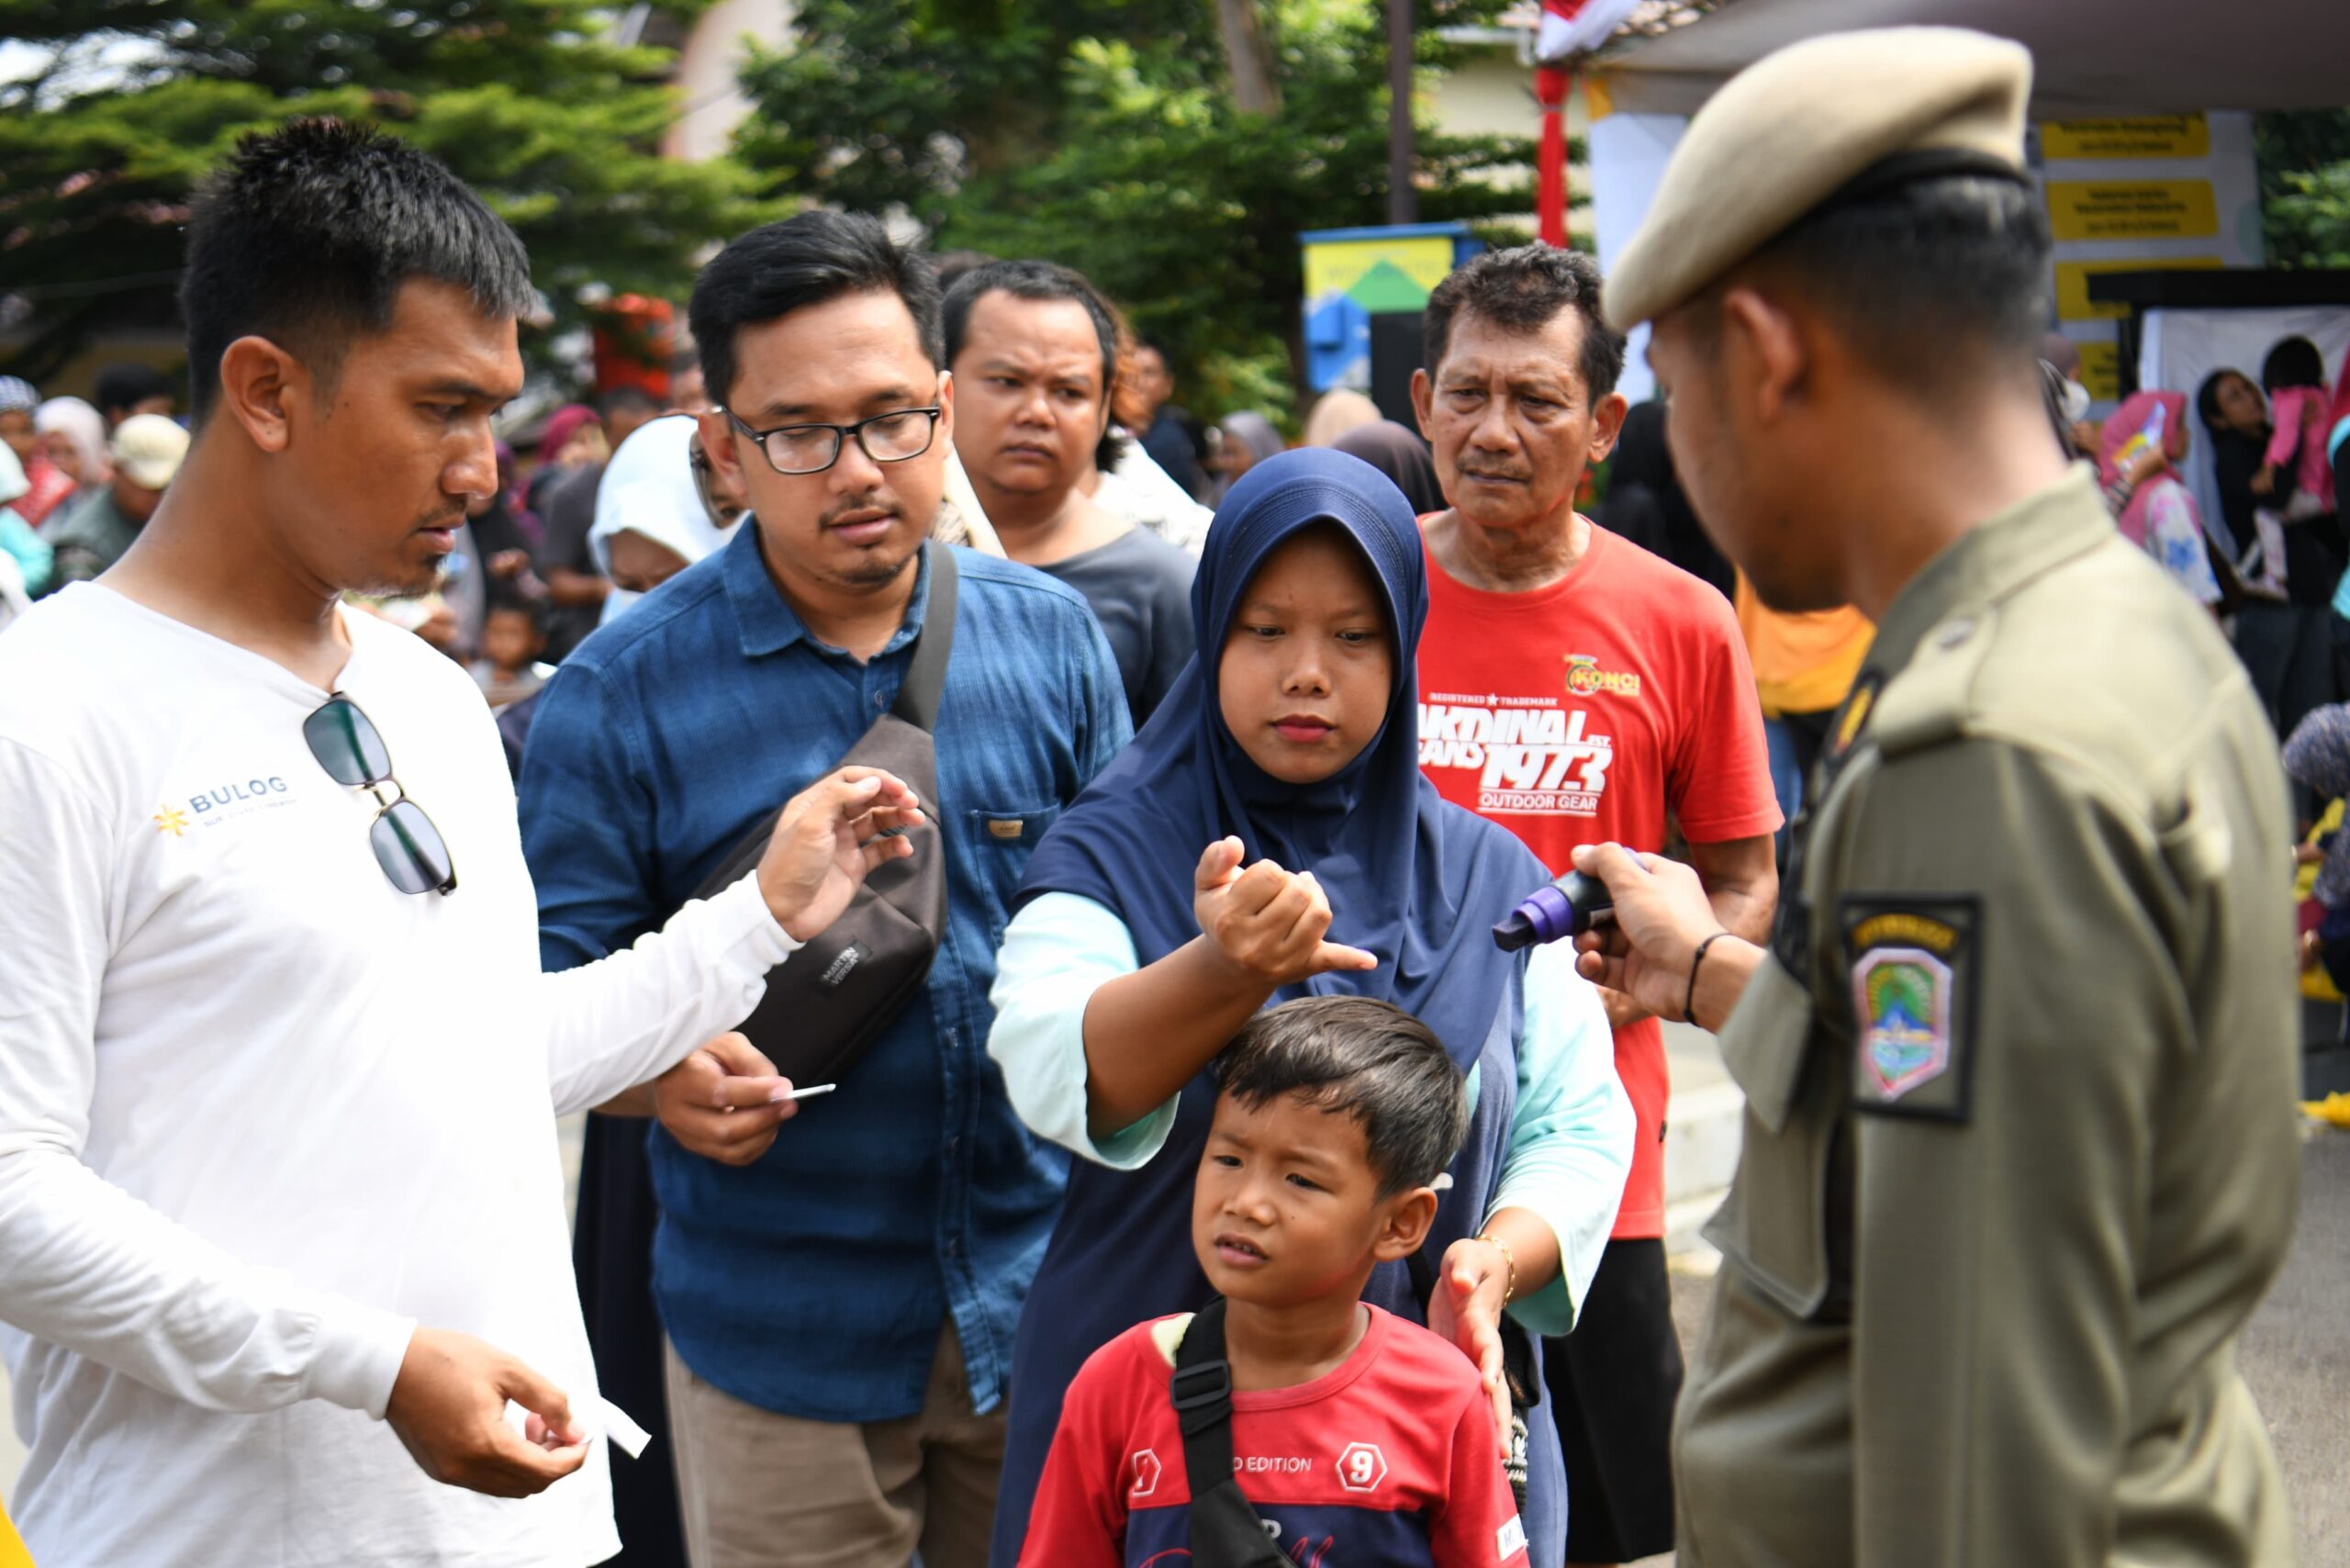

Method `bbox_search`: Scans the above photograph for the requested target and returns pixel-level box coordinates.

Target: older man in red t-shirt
[1409,245,1780,1568]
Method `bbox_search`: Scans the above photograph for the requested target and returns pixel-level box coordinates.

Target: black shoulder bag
[685,544,957,1087]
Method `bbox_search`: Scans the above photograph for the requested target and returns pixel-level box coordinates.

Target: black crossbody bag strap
[890,543,958,732]
[1171,1300,1292,1566]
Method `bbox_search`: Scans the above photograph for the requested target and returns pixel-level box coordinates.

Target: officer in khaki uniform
[1566,28,2302,1568]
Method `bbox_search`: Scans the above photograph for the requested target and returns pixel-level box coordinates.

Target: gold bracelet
[1478,1231,1516,1305]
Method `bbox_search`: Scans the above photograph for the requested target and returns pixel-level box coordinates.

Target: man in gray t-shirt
[1031,524,1194,724]
[942,260,1196,725]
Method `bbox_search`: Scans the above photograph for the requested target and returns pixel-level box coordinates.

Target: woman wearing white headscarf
[35,398,108,499]
[588,414,746,627]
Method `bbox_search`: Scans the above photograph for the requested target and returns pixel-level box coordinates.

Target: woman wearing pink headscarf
[2099,389,2221,609]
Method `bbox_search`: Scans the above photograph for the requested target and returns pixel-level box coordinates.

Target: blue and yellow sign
[1300,223,1483,393]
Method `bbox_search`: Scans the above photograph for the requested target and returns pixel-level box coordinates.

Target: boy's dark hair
[942,258,1131,470]
[1425,245,1625,402]
[179,118,535,427]
[1214,996,1469,1196]
[599,385,662,420]
[688,211,943,413]
[93,362,175,421]
[1718,174,2051,405]
[484,588,547,632]
[2262,335,2326,393]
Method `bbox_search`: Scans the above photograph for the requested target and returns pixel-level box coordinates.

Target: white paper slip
[593,1394,653,1460]
[504,1394,652,1459]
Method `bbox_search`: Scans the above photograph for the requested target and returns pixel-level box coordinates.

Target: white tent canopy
[1598,0,2348,118]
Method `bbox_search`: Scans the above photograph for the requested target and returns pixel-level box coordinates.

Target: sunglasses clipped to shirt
[303,695,459,896]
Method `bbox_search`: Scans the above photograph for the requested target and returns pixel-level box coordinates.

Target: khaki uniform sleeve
[1818,734,2183,1568]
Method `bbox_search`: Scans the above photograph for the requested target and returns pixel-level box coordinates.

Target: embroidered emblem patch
[1841,898,1977,1120]
[1853,947,1951,1098]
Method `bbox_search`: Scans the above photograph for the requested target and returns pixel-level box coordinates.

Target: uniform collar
[722,519,933,660]
[1864,463,2109,678]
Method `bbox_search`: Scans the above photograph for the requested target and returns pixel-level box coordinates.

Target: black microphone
[1492,869,1614,951]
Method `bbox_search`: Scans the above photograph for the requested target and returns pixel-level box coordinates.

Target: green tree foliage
[733,0,1556,420]
[0,1,781,383]
[2255,108,2350,269]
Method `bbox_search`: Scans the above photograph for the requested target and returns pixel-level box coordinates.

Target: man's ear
[1409,367,1435,440]
[1718,286,1807,430]
[1371,1185,1440,1264]
[215,335,306,455]
[696,408,748,491]
[936,367,956,452]
[1585,389,1631,465]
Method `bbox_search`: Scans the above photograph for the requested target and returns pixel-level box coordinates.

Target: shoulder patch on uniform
[1841,896,1979,1121]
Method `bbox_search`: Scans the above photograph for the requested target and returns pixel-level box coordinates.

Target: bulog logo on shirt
[1419,696,1612,817]
[156,776,297,835]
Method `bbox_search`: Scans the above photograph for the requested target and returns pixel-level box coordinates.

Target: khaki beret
[1604,27,2031,331]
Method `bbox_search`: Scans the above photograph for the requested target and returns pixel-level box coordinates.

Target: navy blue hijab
[1017,447,1544,1066]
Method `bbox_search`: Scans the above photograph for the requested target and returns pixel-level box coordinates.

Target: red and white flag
[1536,0,1644,65]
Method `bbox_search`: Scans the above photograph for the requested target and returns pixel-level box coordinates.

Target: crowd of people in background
[0,41,2339,1565]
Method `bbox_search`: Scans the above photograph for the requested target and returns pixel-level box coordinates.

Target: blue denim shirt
[519,528,1130,1422]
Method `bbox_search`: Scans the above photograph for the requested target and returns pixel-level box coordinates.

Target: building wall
[1427,41,1595,243]
[662,0,795,164]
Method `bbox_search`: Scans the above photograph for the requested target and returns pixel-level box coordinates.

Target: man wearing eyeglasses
[0,125,927,1568]
[516,211,1130,1568]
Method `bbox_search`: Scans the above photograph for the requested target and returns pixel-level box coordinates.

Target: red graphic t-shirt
[1022,1305,1530,1568]
[1416,522,1779,1238]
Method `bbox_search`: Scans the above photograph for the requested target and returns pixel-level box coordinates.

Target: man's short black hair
[1727,174,2052,403]
[1425,245,1625,402]
[92,362,175,421]
[688,211,943,413]
[179,118,535,427]
[942,258,1131,470]
[931,249,998,294]
[1213,996,1469,1196]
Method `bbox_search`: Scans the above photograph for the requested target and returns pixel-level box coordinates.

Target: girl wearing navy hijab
[985,448,1630,1564]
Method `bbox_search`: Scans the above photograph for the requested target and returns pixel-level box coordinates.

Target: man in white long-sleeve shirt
[0,119,923,1568]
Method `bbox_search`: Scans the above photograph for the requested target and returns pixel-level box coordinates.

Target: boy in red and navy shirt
[1021,996,1530,1568]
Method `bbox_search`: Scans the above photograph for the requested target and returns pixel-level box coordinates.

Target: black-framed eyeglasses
[302,695,458,896]
[722,406,943,476]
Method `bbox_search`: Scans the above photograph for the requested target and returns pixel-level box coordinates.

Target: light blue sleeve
[986,890,1182,1170]
[1489,941,1635,1338]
